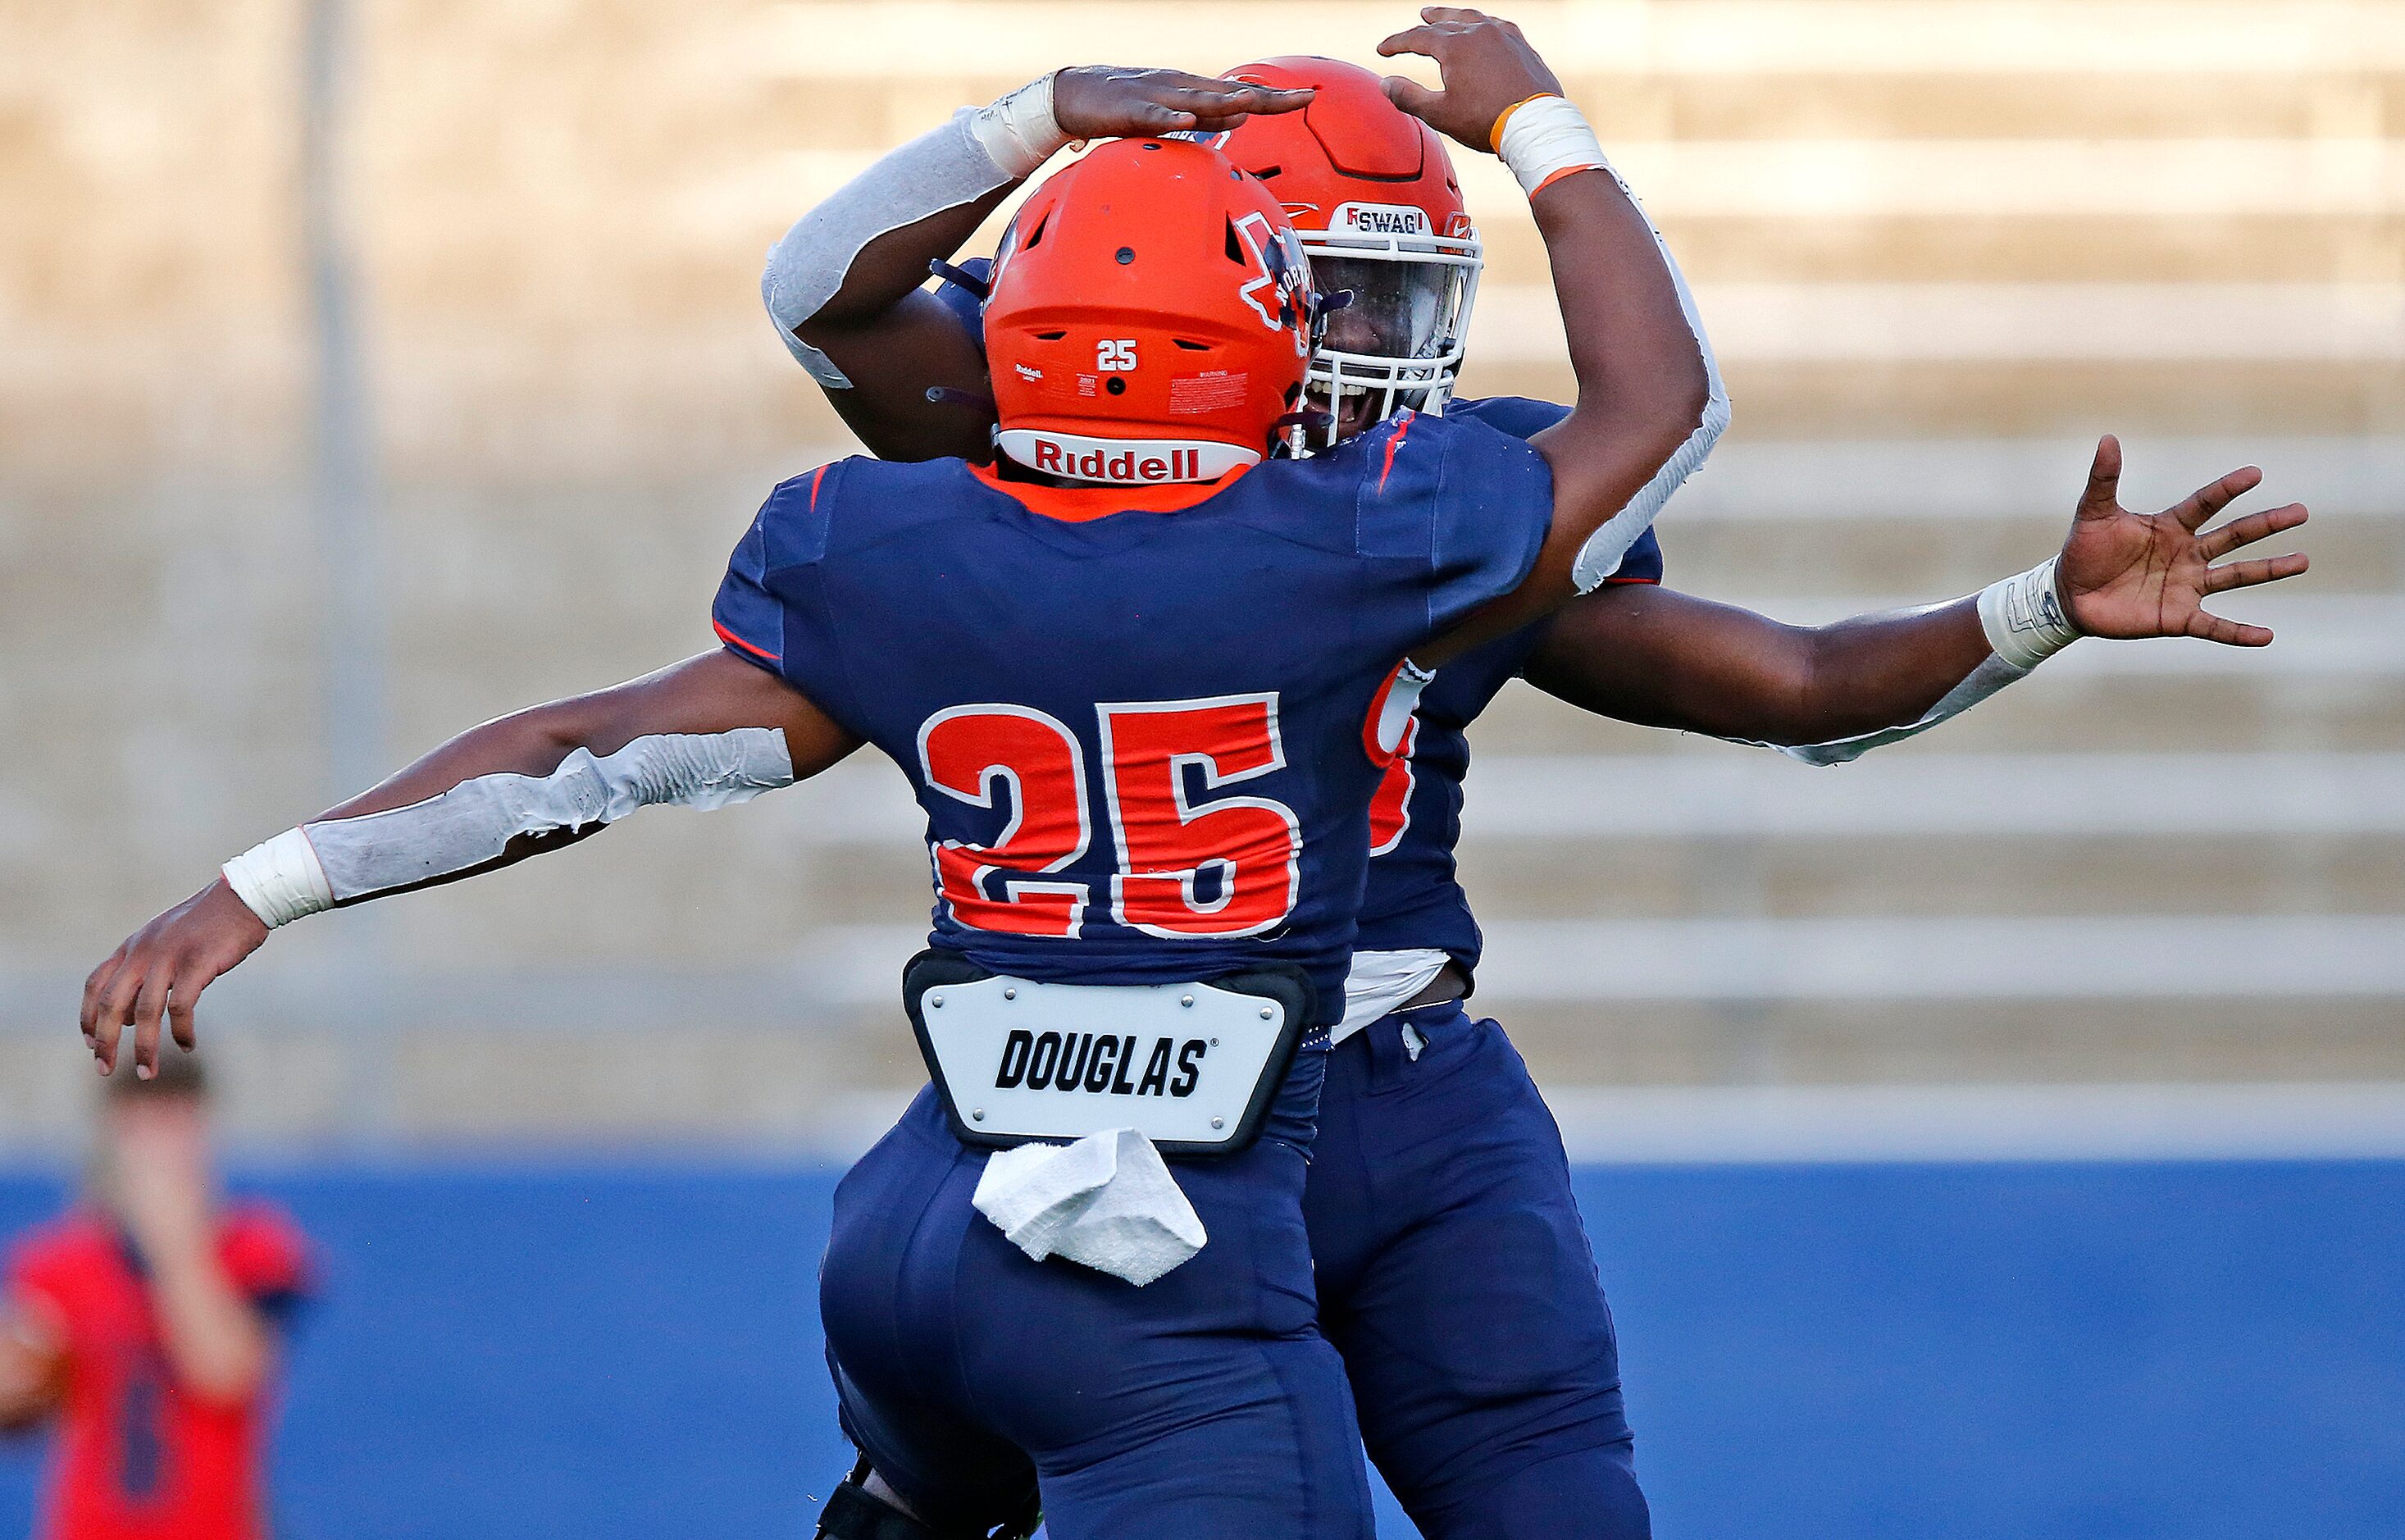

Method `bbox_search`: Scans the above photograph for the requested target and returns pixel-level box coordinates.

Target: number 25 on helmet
[984,138,1321,486]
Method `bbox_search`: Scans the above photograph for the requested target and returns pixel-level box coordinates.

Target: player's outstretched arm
[768,66,1311,462]
[81,650,859,1078]
[1381,9,1723,665]
[1522,436,2310,756]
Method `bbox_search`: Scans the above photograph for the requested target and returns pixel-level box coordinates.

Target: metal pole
[301,0,393,1142]
[303,0,382,799]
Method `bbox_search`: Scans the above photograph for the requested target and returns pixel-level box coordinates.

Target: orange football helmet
[984,138,1319,485]
[1214,57,1483,442]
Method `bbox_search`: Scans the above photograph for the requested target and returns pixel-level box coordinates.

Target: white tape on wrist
[968,72,1069,180]
[1493,93,1608,198]
[1978,556,2083,670]
[221,828,334,928]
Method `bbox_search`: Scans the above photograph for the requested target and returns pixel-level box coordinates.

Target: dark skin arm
[83,651,861,1078]
[1523,437,2310,740]
[1378,11,1712,667]
[790,68,1314,462]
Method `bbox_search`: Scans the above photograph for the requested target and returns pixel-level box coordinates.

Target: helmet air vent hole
[1224,220,1242,262]
[1250,165,1282,180]
[1105,377,1127,395]
[1023,210,1050,249]
[1173,339,1209,351]
[1033,330,1066,341]
[1115,247,1135,265]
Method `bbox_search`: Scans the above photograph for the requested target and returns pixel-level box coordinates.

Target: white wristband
[1977,556,2083,670]
[221,827,334,929]
[968,72,1069,180]
[1492,93,1607,198]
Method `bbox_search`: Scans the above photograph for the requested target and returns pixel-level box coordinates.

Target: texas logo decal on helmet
[985,138,1320,485]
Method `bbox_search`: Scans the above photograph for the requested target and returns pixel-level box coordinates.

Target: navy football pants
[818,1045,1376,1540]
[1308,1002,1650,1540]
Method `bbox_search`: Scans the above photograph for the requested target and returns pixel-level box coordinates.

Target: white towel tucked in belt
[971,1128,1207,1287]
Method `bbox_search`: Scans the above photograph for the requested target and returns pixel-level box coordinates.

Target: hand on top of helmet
[1053,66,1314,142]
[1376,8,1566,153]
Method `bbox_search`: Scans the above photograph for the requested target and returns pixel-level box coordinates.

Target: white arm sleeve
[1495,97,1730,590]
[1757,654,2029,767]
[223,728,795,925]
[1569,185,1730,590]
[763,76,1064,388]
[1739,560,2082,766]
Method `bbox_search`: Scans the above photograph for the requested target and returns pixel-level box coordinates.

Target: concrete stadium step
[1456,752,2405,839]
[1666,435,2405,517]
[1474,283,2405,362]
[1487,996,2405,1087]
[1464,680,2405,758]
[1474,216,2405,285]
[1537,1082,2405,1162]
[745,70,2405,148]
[1459,359,2405,440]
[728,2,2405,81]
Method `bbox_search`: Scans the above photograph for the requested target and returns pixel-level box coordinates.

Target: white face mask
[1294,219,1483,450]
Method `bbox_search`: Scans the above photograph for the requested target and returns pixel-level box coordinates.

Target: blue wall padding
[0,1161,2398,1539]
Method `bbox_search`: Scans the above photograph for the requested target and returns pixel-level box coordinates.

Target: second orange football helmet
[1214,57,1483,440]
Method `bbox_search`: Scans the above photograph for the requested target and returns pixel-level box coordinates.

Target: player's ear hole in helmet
[1210,55,1484,449]
[982,138,1320,488]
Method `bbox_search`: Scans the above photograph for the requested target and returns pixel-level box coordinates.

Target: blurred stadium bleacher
[1,0,2398,1154]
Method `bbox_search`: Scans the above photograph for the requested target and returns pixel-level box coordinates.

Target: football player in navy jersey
[81,16,1742,1539]
[761,28,2312,1540]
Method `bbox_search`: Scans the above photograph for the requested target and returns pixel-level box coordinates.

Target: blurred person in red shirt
[0,1053,308,1540]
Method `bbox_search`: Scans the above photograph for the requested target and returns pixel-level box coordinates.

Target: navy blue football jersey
[924,265,1665,982]
[713,413,1552,1018]
[1352,396,1665,973]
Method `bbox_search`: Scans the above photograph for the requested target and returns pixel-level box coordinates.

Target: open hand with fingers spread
[2057,435,2311,645]
[1051,66,1313,142]
[1376,7,1565,153]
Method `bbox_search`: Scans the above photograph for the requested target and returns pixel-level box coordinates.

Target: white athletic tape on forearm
[220,728,795,927]
[965,72,1068,180]
[221,828,333,929]
[762,77,1063,389]
[1492,97,1732,590]
[1977,555,2084,670]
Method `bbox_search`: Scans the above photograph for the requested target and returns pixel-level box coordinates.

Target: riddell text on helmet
[1000,430,1262,485]
[1036,442,1200,481]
